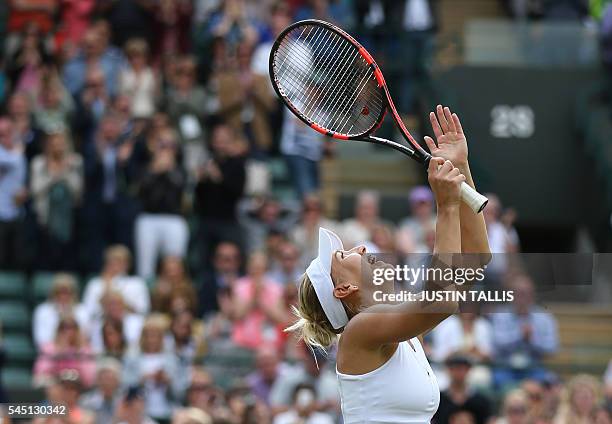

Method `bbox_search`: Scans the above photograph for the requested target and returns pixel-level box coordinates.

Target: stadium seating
[2,334,36,367]
[0,301,30,332]
[544,303,612,377]
[0,272,27,300]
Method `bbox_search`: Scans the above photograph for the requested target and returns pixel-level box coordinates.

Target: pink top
[33,342,96,387]
[231,277,283,350]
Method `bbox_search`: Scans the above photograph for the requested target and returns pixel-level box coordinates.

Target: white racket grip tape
[460,182,488,213]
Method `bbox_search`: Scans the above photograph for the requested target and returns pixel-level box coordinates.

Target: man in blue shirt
[491,275,559,390]
[0,116,27,269]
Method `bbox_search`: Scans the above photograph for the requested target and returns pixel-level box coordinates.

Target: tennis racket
[269,19,488,213]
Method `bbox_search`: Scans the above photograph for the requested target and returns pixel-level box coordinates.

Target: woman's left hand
[424,105,468,168]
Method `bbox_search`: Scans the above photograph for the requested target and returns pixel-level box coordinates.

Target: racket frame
[270,19,489,213]
[269,19,430,164]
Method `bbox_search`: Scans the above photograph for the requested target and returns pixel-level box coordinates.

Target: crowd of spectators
[0,1,610,424]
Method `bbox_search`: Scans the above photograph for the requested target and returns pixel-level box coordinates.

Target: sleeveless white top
[336,338,440,423]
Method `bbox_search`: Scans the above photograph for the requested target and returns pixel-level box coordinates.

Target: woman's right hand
[427,157,465,208]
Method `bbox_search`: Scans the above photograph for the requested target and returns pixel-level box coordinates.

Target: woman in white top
[288,106,491,423]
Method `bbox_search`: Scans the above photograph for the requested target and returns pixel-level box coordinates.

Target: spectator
[185,367,231,420]
[89,290,144,355]
[430,312,493,388]
[151,255,197,315]
[213,40,276,157]
[290,194,339,265]
[483,193,520,281]
[33,273,89,349]
[280,111,327,199]
[491,275,559,390]
[369,222,399,258]
[119,38,158,120]
[162,55,206,131]
[198,241,242,318]
[238,196,300,254]
[247,346,285,406]
[75,65,112,142]
[6,23,52,93]
[554,374,601,424]
[33,70,75,135]
[231,251,285,351]
[398,0,438,113]
[112,385,159,424]
[433,354,492,424]
[397,185,436,254]
[7,91,44,163]
[99,319,127,359]
[266,241,303,286]
[273,383,334,424]
[81,114,140,271]
[492,389,530,424]
[521,379,548,422]
[196,0,259,54]
[341,190,387,248]
[33,315,96,388]
[270,344,339,415]
[251,1,291,77]
[0,115,27,270]
[82,245,150,320]
[58,369,96,423]
[79,358,123,424]
[135,127,188,279]
[164,309,206,364]
[30,131,83,270]
[123,314,188,421]
[62,26,125,97]
[194,123,246,268]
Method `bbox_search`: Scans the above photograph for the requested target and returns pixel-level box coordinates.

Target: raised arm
[424,105,491,263]
[344,158,463,347]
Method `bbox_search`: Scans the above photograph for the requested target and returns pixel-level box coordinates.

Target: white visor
[305,228,349,330]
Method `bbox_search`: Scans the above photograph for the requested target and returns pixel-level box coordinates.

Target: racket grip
[460,182,488,213]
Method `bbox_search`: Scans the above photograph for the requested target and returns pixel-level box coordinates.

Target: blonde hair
[139,313,169,352]
[285,274,343,350]
[104,245,131,265]
[502,389,528,413]
[124,38,149,57]
[50,273,77,300]
[555,374,601,423]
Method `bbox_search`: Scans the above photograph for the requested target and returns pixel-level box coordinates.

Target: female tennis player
[288,106,491,423]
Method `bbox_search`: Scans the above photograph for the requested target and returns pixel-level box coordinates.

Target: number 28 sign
[490,105,535,138]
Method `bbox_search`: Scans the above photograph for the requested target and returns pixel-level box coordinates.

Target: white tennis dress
[336,337,440,423]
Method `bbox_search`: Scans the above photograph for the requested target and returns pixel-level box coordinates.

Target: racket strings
[273,24,384,136]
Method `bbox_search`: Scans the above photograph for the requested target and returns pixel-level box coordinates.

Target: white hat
[305,228,349,329]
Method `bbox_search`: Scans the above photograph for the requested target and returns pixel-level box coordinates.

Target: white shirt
[82,275,150,320]
[403,0,433,31]
[430,315,493,363]
[486,221,519,275]
[118,68,156,118]
[32,302,89,348]
[337,338,439,423]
